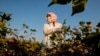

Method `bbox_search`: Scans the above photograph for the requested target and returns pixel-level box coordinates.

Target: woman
[43,12,64,48]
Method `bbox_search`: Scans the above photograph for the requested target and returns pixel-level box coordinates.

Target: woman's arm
[43,24,54,36]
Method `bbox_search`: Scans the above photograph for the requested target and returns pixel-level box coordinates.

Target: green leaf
[20,35,24,38]
[97,22,100,27]
[79,21,85,27]
[23,24,29,29]
[67,26,70,31]
[0,20,5,28]
[30,29,36,32]
[2,13,11,21]
[63,19,66,25]
[50,33,56,40]
[82,33,100,45]
[24,30,27,34]
[48,0,71,7]
[71,0,88,16]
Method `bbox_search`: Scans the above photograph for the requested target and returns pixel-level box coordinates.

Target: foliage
[48,0,88,16]
[0,12,100,56]
[0,12,39,56]
[0,12,11,37]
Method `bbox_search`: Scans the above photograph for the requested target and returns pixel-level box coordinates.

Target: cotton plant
[49,19,70,48]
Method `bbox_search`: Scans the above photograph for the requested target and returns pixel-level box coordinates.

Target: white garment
[43,22,63,48]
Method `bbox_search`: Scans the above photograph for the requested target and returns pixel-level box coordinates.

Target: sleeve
[43,24,53,36]
[59,23,63,28]
[55,23,63,32]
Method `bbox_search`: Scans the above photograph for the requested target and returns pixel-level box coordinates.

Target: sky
[0,0,100,42]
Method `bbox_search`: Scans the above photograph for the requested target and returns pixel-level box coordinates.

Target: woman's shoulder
[56,22,62,25]
[43,23,50,27]
[44,23,49,26]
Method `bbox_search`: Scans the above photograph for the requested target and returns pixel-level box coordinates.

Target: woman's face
[47,16,52,23]
[51,15,57,23]
[46,14,57,23]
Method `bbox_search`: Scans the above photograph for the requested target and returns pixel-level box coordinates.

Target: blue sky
[0,0,100,42]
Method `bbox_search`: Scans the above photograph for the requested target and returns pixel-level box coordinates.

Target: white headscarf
[46,12,57,20]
